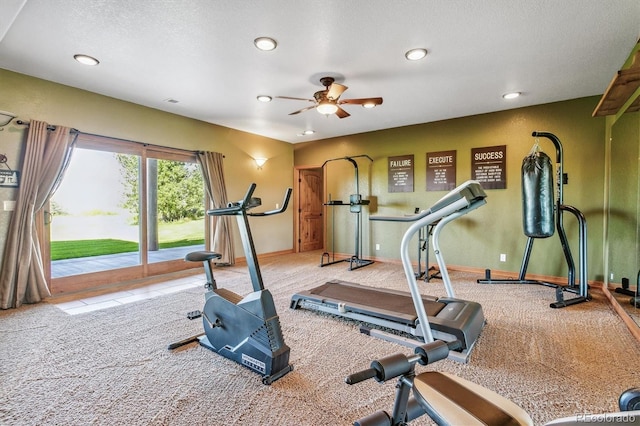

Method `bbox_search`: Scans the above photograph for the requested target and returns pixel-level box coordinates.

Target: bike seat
[185,251,222,263]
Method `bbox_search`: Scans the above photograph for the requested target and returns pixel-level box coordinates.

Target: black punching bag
[521,151,555,238]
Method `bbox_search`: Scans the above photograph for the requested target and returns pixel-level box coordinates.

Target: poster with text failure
[471,145,506,189]
[388,155,414,192]
[427,150,456,191]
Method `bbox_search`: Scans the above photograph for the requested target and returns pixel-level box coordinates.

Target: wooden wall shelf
[593,57,640,117]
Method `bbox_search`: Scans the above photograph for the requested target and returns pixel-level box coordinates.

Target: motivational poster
[388,155,414,192]
[471,145,506,189]
[426,150,456,191]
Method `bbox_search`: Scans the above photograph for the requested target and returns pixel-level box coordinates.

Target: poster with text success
[471,145,506,189]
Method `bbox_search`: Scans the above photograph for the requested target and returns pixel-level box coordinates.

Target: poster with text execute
[426,150,456,191]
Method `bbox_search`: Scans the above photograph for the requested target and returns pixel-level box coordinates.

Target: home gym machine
[346,341,640,426]
[291,180,487,363]
[478,131,590,308]
[169,183,293,385]
[321,155,374,270]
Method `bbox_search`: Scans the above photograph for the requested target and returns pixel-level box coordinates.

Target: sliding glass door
[44,134,206,294]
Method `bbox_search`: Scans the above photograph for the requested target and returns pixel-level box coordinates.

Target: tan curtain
[196,151,235,265]
[0,121,75,309]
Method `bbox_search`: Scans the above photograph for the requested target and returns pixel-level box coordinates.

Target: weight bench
[346,340,533,425]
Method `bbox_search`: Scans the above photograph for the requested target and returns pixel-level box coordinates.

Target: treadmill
[290,180,487,363]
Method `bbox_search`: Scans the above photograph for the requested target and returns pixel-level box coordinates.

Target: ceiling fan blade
[339,97,383,106]
[276,96,315,103]
[289,105,317,115]
[326,83,348,101]
[335,106,351,119]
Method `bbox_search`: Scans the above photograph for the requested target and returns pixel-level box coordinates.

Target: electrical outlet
[610,272,614,280]
[499,253,506,262]
[375,244,380,251]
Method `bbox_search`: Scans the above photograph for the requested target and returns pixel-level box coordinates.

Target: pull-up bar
[321,155,374,271]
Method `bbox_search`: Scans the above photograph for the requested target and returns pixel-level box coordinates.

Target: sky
[52,148,128,215]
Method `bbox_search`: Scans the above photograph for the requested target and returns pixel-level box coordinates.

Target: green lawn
[51,218,205,261]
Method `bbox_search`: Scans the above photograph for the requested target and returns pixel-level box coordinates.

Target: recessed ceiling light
[502,92,521,100]
[303,130,315,135]
[73,54,99,66]
[256,95,272,102]
[405,48,427,61]
[362,102,377,109]
[254,37,277,51]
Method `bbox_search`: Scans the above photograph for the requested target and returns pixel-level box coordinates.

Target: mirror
[608,110,640,326]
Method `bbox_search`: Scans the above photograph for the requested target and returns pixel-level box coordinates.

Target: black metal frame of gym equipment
[478,131,590,308]
[415,221,442,282]
[169,183,294,385]
[292,180,488,363]
[320,154,375,270]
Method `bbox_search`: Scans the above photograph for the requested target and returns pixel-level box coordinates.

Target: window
[44,134,206,294]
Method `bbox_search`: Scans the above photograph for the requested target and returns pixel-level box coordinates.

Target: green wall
[0,69,295,263]
[0,67,611,284]
[295,97,606,282]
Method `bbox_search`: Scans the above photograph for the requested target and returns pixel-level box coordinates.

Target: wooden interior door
[298,168,323,251]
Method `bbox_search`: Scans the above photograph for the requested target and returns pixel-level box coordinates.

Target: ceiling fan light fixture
[254,37,277,51]
[73,54,100,66]
[502,92,521,100]
[362,102,377,109]
[316,102,338,115]
[405,48,427,61]
[256,95,272,102]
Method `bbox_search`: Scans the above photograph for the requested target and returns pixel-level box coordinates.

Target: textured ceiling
[0,0,639,143]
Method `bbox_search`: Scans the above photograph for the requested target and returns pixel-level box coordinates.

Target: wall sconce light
[0,110,17,128]
[255,158,268,169]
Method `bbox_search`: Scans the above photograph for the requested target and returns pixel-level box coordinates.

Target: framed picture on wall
[426,150,456,191]
[388,155,414,192]
[0,169,19,187]
[471,145,506,189]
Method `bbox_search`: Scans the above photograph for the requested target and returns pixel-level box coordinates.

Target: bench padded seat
[413,371,533,426]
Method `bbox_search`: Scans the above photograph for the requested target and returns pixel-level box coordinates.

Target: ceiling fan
[276,76,383,119]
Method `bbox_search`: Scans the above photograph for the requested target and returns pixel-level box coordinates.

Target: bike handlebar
[206,184,291,217]
[249,187,292,217]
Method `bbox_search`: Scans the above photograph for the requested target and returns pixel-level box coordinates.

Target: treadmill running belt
[308,282,445,318]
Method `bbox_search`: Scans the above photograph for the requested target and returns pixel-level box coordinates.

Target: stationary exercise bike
[169,183,293,385]
[347,342,640,425]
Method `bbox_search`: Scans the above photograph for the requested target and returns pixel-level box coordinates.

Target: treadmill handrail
[370,180,486,222]
[396,182,487,344]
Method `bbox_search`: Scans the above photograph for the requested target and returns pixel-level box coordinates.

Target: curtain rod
[16,120,78,133]
[15,120,219,157]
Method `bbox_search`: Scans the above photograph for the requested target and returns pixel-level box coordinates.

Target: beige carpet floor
[1,251,638,425]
